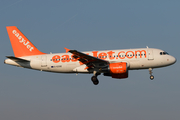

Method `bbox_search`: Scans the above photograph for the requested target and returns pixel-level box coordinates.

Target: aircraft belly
[129,59,152,69]
[129,60,140,69]
[73,64,89,73]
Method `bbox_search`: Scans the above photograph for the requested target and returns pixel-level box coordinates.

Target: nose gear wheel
[150,75,154,80]
[149,68,154,80]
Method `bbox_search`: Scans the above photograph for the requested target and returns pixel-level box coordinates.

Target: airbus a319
[4,26,176,85]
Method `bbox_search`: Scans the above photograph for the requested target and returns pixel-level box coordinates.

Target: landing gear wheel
[149,68,154,80]
[150,75,154,80]
[91,76,99,85]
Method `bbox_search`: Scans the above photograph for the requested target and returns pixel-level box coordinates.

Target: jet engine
[103,62,128,79]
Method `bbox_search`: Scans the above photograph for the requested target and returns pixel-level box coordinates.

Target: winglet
[64,47,70,53]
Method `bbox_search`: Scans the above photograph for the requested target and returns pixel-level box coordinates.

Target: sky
[0,0,180,120]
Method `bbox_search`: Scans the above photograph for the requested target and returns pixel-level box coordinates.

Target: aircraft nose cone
[172,57,177,64]
[170,56,176,65]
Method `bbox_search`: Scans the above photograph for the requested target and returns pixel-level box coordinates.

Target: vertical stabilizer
[6,26,45,57]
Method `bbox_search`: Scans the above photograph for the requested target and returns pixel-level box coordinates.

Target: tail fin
[6,26,45,57]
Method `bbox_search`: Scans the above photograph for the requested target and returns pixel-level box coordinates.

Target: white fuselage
[5,48,176,74]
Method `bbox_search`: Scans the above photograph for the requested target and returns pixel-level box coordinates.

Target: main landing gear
[149,68,154,80]
[91,71,100,85]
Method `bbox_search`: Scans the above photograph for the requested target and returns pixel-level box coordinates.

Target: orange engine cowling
[103,62,128,79]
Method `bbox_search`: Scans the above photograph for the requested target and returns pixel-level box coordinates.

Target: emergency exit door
[148,49,154,60]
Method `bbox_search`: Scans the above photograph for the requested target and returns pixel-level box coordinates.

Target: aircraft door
[41,56,47,67]
[148,49,154,60]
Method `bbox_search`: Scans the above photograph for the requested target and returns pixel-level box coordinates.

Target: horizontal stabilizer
[6,56,30,62]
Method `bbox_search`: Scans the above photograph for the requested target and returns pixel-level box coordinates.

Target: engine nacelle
[103,62,128,79]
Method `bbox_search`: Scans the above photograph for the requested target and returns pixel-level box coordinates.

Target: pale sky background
[0,0,180,120]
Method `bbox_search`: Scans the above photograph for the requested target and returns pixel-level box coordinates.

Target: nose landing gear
[149,68,154,80]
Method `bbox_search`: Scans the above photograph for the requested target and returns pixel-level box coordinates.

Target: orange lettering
[118,51,125,59]
[107,51,115,60]
[61,55,70,62]
[126,51,134,59]
[135,50,146,58]
[52,55,60,63]
[92,51,98,57]
[98,52,107,60]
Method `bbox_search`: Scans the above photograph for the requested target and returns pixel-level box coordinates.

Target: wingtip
[64,47,70,53]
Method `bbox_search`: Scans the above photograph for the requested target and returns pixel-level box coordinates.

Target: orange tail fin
[6,26,45,57]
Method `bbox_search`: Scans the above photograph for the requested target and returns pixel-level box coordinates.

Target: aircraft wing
[65,48,109,68]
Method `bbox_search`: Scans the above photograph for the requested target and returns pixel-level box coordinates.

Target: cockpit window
[160,51,169,55]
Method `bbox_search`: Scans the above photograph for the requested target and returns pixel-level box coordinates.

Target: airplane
[4,26,176,85]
